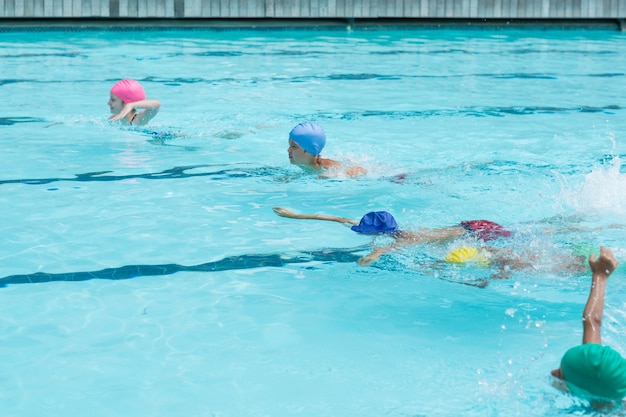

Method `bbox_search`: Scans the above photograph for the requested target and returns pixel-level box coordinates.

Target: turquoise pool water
[1,27,626,416]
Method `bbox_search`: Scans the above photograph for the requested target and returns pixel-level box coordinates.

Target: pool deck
[0,17,624,31]
[0,0,625,28]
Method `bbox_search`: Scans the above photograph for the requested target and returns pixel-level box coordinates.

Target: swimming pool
[1,26,626,416]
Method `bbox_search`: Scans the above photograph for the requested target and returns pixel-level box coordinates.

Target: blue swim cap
[351,211,398,235]
[289,122,326,156]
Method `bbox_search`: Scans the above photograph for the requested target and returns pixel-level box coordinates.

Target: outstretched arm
[582,246,619,344]
[272,207,358,225]
[551,246,619,381]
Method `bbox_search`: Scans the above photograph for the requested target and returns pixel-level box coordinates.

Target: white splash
[560,155,626,218]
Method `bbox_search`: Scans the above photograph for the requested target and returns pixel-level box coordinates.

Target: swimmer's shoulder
[320,158,366,177]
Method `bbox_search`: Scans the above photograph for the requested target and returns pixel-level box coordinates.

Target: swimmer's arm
[398,227,467,245]
[358,227,466,266]
[358,245,395,266]
[272,207,357,225]
[109,99,161,125]
[345,165,367,178]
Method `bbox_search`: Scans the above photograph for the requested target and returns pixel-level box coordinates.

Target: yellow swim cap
[445,246,490,267]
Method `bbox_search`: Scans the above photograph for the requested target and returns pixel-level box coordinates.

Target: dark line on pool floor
[1,157,621,188]
[0,164,286,186]
[0,247,367,287]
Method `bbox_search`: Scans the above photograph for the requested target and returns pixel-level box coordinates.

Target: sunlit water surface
[1,27,626,417]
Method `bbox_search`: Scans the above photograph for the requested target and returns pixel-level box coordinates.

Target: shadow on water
[0,246,368,287]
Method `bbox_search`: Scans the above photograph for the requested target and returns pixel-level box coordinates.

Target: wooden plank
[580,0,589,18]
[122,0,131,16]
[264,0,273,16]
[468,0,478,18]
[174,0,183,16]
[564,0,574,18]
[619,0,626,17]
[200,0,210,16]
[164,0,173,16]
[402,0,409,17]
[493,0,502,17]
[228,0,238,17]
[601,0,608,17]
[5,0,15,17]
[242,0,252,17]
[155,0,165,17]
[548,0,558,17]
[426,0,437,17]
[334,0,344,17]
[23,0,33,16]
[274,0,284,17]
[616,0,623,17]
[219,0,230,16]
[351,0,361,17]
[184,0,198,16]
[343,0,352,17]
[128,0,139,17]
[516,0,524,17]
[419,0,428,17]
[43,0,53,16]
[366,0,375,17]
[92,0,103,16]
[575,0,584,18]
[80,0,89,16]
[33,0,44,16]
[71,0,80,16]
[145,0,157,16]
[454,0,465,17]
[62,0,72,17]
[609,0,617,17]
[541,0,550,18]
[300,0,310,17]
[1,0,8,17]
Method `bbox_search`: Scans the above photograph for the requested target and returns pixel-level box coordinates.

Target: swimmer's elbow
[347,166,367,177]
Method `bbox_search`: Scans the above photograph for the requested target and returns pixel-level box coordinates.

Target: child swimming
[108,79,160,126]
[551,247,626,407]
[272,207,512,265]
[287,121,367,178]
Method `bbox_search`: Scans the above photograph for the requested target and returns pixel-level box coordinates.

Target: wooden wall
[1,0,625,19]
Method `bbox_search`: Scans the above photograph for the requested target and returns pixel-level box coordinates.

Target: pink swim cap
[110,79,146,104]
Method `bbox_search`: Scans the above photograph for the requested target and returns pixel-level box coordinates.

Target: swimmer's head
[110,79,146,104]
[445,246,490,267]
[288,122,326,156]
[351,211,398,235]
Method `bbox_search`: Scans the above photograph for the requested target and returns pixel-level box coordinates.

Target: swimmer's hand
[273,207,298,218]
[109,100,160,126]
[589,246,619,276]
[109,103,134,122]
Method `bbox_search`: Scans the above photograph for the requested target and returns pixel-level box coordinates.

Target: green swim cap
[561,344,626,400]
